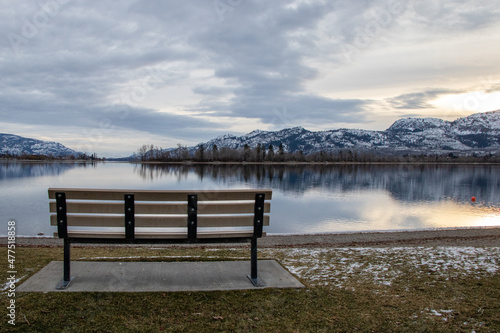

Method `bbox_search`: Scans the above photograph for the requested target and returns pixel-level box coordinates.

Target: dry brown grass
[2,246,499,332]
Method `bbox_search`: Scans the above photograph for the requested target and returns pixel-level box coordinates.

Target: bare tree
[137,144,149,161]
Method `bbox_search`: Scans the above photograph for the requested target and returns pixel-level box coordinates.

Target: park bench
[48,188,272,290]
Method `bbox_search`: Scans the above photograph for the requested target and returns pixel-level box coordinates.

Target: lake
[1,161,499,237]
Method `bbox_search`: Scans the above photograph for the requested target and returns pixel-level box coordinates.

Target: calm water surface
[1,161,499,237]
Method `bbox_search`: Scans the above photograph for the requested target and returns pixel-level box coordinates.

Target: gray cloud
[188,0,365,125]
[386,89,464,110]
[387,92,436,109]
[1,0,500,153]
[410,0,500,32]
[485,83,500,94]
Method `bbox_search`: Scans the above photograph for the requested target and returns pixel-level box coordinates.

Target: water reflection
[0,161,98,180]
[1,162,498,236]
[134,164,500,204]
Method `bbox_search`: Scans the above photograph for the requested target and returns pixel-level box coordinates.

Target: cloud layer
[1,0,500,154]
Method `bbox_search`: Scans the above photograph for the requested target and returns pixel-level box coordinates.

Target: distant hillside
[5,111,499,160]
[196,110,500,155]
[0,133,79,157]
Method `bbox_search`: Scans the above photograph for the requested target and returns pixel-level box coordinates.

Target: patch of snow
[267,247,500,288]
[1,275,27,292]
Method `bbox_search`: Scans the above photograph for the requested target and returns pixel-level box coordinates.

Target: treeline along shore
[136,143,500,163]
[1,145,498,163]
[0,152,102,161]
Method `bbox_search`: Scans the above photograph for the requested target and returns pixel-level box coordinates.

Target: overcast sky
[1,0,500,156]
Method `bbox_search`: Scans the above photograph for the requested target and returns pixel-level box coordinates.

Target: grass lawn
[1,245,499,332]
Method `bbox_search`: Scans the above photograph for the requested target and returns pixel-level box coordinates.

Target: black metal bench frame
[54,191,267,290]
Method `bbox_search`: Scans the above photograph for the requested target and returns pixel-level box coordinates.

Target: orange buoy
[471,196,476,202]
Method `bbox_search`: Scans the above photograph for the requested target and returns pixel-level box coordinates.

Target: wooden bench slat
[51,214,270,227]
[48,188,272,201]
[198,202,271,214]
[135,202,270,215]
[134,217,191,228]
[197,215,270,227]
[58,231,189,239]
[196,231,259,238]
[55,231,126,238]
[133,215,270,227]
[50,202,124,214]
[51,215,126,227]
[134,232,190,239]
[56,231,261,239]
[51,215,187,227]
[50,201,271,215]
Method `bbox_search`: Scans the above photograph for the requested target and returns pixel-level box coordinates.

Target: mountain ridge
[0,133,79,157]
[2,111,499,159]
[197,110,500,155]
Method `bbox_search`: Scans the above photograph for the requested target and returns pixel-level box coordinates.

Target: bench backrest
[48,188,272,240]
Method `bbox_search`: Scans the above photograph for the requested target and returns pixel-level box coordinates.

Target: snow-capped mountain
[0,133,79,157]
[3,111,499,159]
[197,111,500,154]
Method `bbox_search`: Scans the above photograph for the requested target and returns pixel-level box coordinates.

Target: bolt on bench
[48,188,272,290]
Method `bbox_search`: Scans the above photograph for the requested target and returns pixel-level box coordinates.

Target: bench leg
[56,238,74,289]
[247,238,264,287]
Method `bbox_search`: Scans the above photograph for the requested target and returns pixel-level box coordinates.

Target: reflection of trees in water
[134,163,191,182]
[0,161,97,180]
[134,163,500,204]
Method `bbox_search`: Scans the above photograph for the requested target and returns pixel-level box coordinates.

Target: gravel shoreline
[2,227,499,248]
